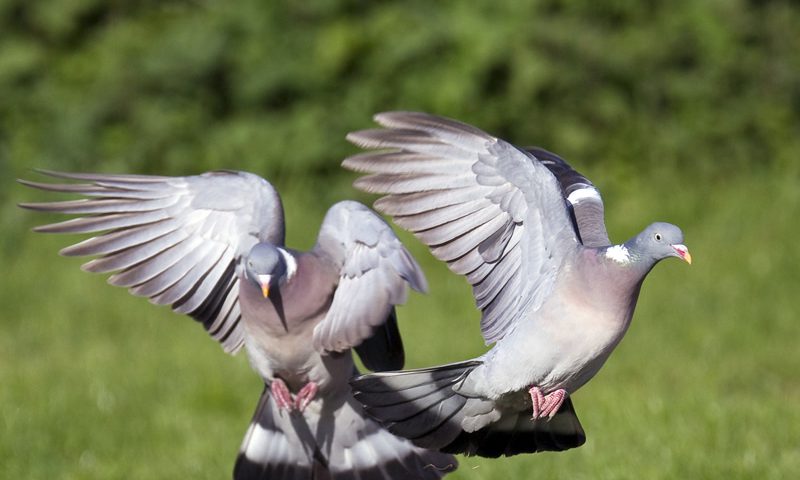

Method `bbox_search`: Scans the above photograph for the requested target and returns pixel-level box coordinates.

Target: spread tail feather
[234,385,323,479]
[443,395,586,457]
[235,384,458,479]
[350,360,586,458]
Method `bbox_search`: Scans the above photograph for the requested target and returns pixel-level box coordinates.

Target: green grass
[2,165,798,479]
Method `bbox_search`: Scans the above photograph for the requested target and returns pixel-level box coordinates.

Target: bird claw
[270,379,319,413]
[528,386,567,420]
[270,378,295,412]
[294,382,318,412]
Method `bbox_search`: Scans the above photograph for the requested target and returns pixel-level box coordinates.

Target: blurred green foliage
[1,0,799,479]
[1,0,798,184]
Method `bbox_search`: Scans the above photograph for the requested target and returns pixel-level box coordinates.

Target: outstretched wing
[19,170,285,354]
[526,147,609,248]
[344,112,579,345]
[311,201,427,365]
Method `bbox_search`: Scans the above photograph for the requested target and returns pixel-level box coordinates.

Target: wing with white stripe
[525,147,611,247]
[344,112,579,345]
[525,147,610,247]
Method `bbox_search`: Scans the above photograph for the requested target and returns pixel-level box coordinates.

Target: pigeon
[19,170,458,479]
[342,112,692,458]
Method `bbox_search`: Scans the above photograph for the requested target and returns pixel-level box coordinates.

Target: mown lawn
[1,164,798,479]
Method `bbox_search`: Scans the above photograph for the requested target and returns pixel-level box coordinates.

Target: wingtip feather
[345,130,374,148]
[30,223,55,234]
[373,110,415,125]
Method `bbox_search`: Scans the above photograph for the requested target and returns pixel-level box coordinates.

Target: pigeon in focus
[343,111,692,457]
[19,170,457,478]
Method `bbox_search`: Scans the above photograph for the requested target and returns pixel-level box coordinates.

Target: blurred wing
[526,147,610,247]
[344,112,578,345]
[312,201,427,357]
[19,170,285,354]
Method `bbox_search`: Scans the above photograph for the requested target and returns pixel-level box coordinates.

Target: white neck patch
[277,248,298,281]
[605,244,631,264]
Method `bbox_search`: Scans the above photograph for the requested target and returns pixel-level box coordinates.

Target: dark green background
[2,1,798,478]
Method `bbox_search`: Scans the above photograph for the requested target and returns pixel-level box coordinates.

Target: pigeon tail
[235,384,458,479]
[350,361,483,451]
[443,394,586,457]
[351,360,586,458]
[234,385,322,479]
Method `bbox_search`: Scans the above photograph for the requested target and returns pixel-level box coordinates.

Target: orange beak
[257,274,272,298]
[672,244,692,265]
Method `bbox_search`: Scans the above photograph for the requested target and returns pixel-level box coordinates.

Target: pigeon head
[626,222,691,265]
[245,243,292,298]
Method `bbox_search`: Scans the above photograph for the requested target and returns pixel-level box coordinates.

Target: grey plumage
[235,382,455,479]
[344,111,691,457]
[353,360,586,457]
[20,169,456,479]
[526,146,609,247]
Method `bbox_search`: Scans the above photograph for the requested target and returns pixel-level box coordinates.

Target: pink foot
[294,382,318,412]
[540,389,566,418]
[270,378,295,412]
[528,386,567,420]
[529,386,546,419]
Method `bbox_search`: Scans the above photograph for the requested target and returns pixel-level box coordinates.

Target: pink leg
[528,386,567,420]
[529,386,546,419]
[540,389,566,419]
[270,378,295,412]
[294,382,319,412]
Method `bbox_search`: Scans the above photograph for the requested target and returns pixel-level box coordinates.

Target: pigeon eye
[654,233,662,241]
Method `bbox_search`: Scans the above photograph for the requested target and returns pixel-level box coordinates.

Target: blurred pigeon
[20,170,457,479]
[343,112,692,458]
